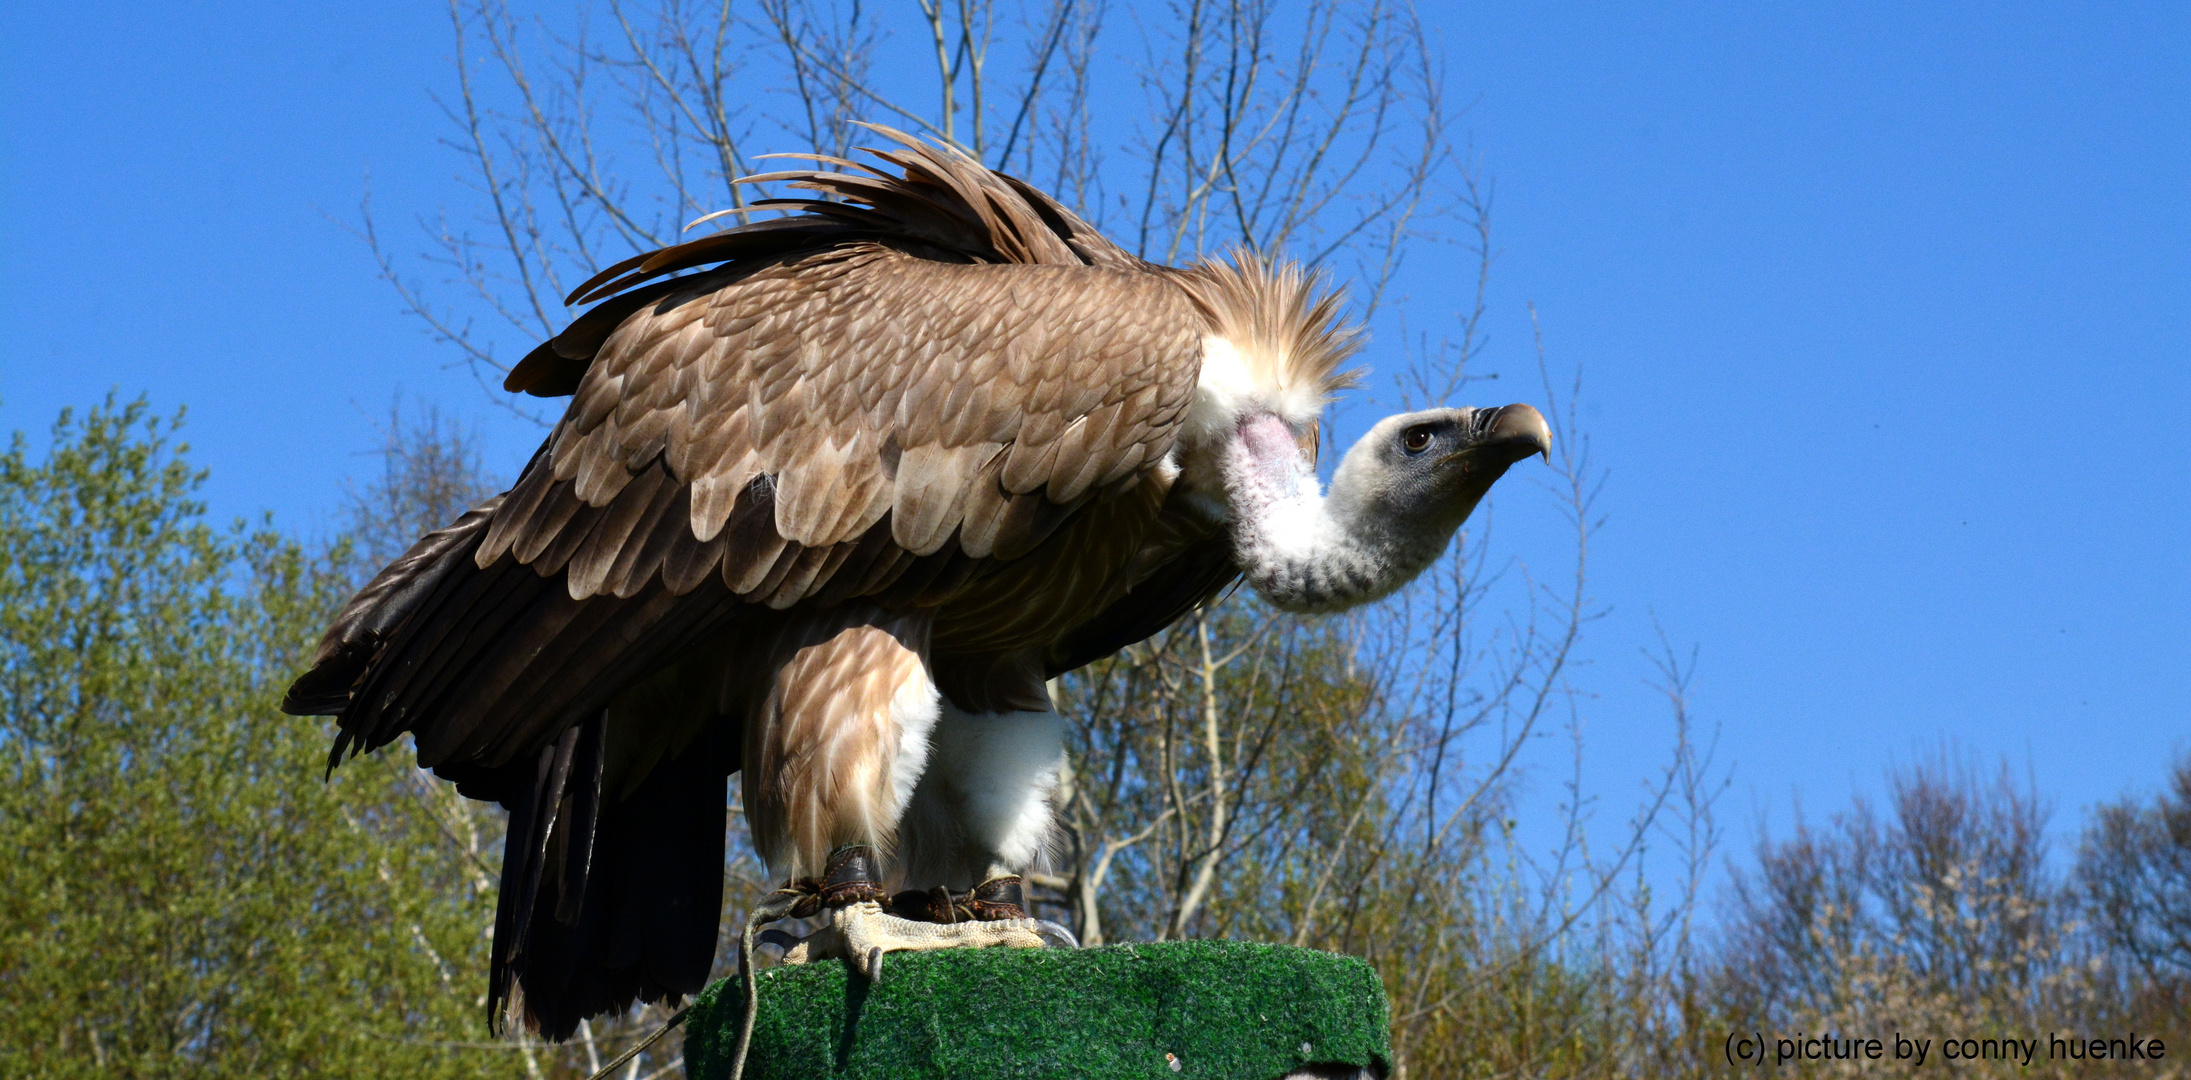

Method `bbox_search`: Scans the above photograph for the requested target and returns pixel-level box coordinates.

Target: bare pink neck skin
[1228,413,1315,503]
[1219,413,1395,613]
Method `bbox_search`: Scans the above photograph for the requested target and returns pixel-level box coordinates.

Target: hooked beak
[1449,403,1553,467]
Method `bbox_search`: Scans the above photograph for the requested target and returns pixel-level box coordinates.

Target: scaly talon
[763,898,1074,977]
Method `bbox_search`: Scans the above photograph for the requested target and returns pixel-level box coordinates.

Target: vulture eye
[1401,426,1435,455]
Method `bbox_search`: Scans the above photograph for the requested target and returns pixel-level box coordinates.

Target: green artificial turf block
[684,940,1391,1080]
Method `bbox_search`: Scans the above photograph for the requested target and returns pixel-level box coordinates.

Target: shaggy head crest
[1176,252,1363,443]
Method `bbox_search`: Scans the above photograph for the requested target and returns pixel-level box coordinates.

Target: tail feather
[490,717,731,1039]
[552,717,606,925]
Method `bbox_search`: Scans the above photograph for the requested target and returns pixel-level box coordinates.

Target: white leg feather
[897,702,1066,889]
[885,673,941,826]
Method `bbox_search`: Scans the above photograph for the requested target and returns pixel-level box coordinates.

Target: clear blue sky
[4,2,2185,879]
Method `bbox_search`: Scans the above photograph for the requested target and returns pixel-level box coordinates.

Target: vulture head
[1220,402,1551,614]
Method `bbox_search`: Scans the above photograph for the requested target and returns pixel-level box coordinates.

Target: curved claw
[1032,919,1081,949]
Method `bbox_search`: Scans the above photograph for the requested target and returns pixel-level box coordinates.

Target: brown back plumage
[505,125,1140,399]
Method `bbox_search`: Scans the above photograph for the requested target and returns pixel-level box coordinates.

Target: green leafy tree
[0,397,520,1078]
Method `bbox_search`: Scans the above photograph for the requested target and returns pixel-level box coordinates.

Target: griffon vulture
[283,125,1550,1039]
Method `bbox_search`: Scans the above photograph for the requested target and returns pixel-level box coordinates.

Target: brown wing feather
[509,249,1202,605]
